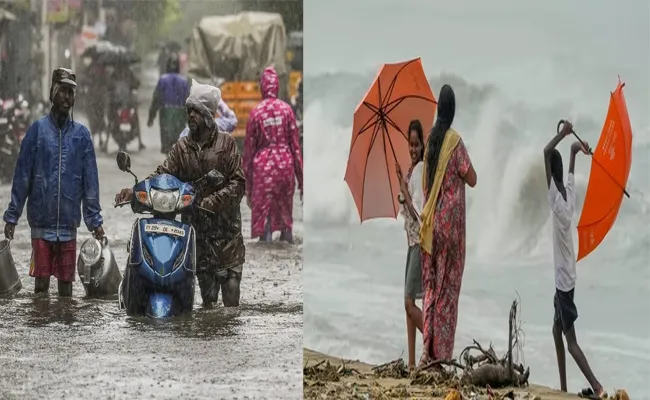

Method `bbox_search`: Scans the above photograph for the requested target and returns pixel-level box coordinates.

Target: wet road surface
[0,109,303,399]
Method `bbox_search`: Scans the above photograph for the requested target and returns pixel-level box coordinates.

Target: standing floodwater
[0,111,303,399]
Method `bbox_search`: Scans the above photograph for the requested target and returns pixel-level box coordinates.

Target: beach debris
[371,357,409,379]
[303,359,363,383]
[303,299,540,399]
[417,299,530,389]
[445,389,462,400]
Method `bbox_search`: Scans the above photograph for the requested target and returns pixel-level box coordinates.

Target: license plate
[119,123,131,132]
[144,224,185,237]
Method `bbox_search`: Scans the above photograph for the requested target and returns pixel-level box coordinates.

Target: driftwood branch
[421,359,466,371]
[416,299,530,389]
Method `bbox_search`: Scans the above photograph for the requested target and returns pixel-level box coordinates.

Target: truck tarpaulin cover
[188,12,288,82]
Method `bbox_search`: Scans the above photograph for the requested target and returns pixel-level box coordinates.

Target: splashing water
[303,1,649,395]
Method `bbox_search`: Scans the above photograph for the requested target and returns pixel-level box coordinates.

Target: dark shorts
[554,288,578,333]
[29,239,76,282]
[404,245,423,300]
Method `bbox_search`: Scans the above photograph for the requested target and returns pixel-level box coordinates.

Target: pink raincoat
[243,67,303,238]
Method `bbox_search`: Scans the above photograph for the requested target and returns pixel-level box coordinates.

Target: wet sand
[0,110,303,399]
[303,348,584,400]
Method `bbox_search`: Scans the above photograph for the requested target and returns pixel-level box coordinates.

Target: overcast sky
[304,0,649,76]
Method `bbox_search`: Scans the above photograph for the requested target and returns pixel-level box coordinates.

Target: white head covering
[185,79,221,131]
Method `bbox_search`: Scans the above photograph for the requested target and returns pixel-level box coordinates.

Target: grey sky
[304,0,649,115]
[305,0,648,76]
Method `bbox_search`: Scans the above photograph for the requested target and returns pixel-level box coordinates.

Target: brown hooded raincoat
[151,131,246,272]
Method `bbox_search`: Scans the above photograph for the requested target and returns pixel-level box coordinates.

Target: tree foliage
[239,0,302,31]
[127,0,181,52]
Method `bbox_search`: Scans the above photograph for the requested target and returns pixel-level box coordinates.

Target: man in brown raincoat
[115,80,245,307]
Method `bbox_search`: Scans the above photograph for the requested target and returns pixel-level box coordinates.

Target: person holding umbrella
[343,58,437,365]
[395,119,426,369]
[543,121,607,399]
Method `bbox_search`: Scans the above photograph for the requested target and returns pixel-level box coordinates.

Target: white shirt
[548,173,577,291]
[400,162,425,247]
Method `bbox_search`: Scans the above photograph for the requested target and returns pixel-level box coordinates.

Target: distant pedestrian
[148,53,189,153]
[243,66,303,243]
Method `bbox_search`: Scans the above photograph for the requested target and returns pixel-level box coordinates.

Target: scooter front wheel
[174,276,195,315]
[123,266,147,316]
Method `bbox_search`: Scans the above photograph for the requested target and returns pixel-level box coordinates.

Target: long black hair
[408,119,424,161]
[425,84,456,191]
[166,52,180,74]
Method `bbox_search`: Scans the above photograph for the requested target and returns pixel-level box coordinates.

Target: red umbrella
[344,57,437,222]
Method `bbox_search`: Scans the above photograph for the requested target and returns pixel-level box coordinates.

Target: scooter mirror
[116,151,131,172]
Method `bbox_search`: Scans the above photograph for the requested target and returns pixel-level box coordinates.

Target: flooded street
[0,110,303,399]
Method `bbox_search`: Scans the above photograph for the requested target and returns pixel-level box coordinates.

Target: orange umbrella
[344,58,437,222]
[573,77,633,261]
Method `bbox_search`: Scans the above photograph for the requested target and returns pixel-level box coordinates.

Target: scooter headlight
[80,238,102,265]
[150,189,179,213]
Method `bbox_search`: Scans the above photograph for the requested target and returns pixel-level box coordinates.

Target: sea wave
[303,71,650,259]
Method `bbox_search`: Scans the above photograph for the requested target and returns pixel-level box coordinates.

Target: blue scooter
[114,151,220,318]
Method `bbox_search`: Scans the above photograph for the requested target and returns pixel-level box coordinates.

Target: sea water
[303,0,650,395]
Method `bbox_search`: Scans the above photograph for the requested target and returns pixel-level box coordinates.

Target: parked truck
[187,11,299,151]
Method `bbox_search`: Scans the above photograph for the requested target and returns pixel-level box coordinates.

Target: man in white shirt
[544,120,606,399]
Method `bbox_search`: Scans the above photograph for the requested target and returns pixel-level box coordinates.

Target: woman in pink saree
[243,66,303,242]
[419,84,477,366]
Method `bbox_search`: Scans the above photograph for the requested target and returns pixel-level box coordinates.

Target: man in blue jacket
[3,68,105,297]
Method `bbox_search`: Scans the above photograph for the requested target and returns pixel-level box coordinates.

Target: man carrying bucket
[2,68,105,297]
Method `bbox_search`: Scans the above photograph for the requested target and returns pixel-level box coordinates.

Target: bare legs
[34,277,72,297]
[553,321,568,391]
[553,320,604,395]
[404,297,422,368]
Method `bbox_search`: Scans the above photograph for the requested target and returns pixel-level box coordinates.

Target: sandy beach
[304,348,592,400]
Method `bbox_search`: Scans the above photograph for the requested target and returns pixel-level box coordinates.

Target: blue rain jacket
[158,73,189,106]
[3,114,103,236]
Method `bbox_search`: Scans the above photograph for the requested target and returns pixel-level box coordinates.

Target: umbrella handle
[556,119,630,199]
[556,119,593,155]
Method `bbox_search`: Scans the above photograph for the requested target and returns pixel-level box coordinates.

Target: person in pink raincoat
[243,66,303,243]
